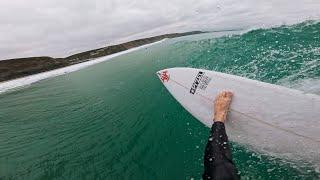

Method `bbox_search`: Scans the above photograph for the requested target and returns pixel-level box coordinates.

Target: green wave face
[0,21,319,179]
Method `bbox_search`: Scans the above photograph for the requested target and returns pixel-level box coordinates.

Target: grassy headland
[0,31,204,82]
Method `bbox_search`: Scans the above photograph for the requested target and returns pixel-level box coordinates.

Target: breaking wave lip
[0,39,167,94]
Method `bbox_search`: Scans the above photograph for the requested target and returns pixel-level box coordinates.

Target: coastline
[0,39,166,94]
[0,31,204,83]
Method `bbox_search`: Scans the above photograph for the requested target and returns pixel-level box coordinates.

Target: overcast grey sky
[1,0,320,60]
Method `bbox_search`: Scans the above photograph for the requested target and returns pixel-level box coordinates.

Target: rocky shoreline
[0,31,204,82]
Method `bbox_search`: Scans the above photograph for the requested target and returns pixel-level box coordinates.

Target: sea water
[0,21,319,179]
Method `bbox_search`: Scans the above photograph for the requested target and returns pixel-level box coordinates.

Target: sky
[1,0,320,60]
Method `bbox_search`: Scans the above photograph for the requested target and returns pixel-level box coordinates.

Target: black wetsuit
[203,122,240,180]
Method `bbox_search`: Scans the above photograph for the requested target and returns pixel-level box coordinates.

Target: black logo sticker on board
[190,71,204,94]
[190,71,212,95]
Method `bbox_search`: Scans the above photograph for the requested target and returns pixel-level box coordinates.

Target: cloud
[0,0,320,59]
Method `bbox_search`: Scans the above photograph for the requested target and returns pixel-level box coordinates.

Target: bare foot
[214,91,233,123]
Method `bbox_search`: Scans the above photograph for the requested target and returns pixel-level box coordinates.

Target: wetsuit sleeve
[202,121,240,180]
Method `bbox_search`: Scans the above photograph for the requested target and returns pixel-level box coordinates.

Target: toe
[222,92,227,97]
[226,91,233,97]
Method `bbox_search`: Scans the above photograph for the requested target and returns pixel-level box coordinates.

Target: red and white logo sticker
[158,70,170,83]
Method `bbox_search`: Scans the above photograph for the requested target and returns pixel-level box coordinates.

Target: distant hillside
[0,31,204,82]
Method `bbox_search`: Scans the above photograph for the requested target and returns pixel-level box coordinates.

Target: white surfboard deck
[157,67,320,166]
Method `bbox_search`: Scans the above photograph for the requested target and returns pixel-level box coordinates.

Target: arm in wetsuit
[202,121,240,180]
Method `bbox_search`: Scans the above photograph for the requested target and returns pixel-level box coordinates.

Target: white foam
[0,39,166,94]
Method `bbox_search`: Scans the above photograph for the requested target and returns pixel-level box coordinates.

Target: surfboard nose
[156,70,162,79]
[156,69,170,83]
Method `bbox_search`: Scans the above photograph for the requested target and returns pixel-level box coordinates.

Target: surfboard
[157,67,320,166]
